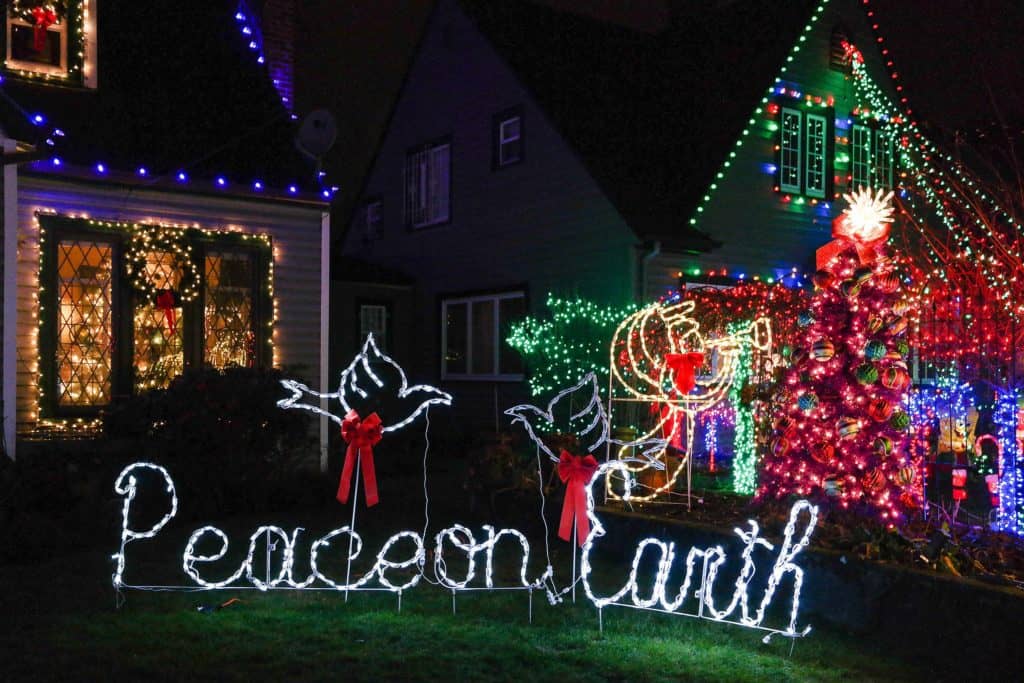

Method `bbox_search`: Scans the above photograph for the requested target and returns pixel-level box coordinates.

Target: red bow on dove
[338,410,383,507]
[664,352,705,394]
[557,450,598,547]
[155,289,177,336]
[31,7,57,52]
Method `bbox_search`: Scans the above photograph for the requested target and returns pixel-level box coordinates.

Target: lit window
[442,292,525,380]
[133,250,185,391]
[359,303,389,352]
[779,108,802,194]
[495,112,523,167]
[54,238,114,407]
[405,141,450,228]
[204,251,256,369]
[805,113,827,198]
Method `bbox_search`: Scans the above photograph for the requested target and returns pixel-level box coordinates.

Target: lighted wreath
[125,226,200,303]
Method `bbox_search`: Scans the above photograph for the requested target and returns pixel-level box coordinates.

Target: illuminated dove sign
[277,334,452,432]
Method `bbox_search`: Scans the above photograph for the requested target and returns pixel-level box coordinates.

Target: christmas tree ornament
[862,468,886,492]
[863,340,886,360]
[873,436,894,457]
[837,417,861,439]
[886,316,908,336]
[880,367,911,391]
[773,415,797,438]
[823,476,844,497]
[810,441,835,465]
[797,310,816,327]
[868,398,894,422]
[771,437,791,458]
[895,466,916,487]
[852,266,874,286]
[854,363,879,385]
[894,340,910,358]
[840,280,861,298]
[876,272,901,294]
[889,411,911,431]
[797,392,820,412]
[811,269,834,290]
[810,339,835,361]
[867,316,885,334]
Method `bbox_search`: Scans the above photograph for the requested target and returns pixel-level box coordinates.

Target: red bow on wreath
[557,450,598,547]
[155,289,177,336]
[664,352,705,394]
[31,7,58,52]
[338,410,383,507]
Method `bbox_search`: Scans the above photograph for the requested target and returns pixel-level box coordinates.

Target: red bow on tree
[338,410,383,507]
[155,289,177,336]
[31,7,58,52]
[557,450,598,547]
[664,352,705,394]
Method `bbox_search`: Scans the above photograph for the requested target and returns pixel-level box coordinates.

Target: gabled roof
[459,0,817,252]
[0,1,326,202]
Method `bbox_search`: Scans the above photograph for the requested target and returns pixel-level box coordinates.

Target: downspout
[639,240,661,304]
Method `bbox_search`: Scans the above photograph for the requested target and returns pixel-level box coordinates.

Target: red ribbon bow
[664,352,705,394]
[155,289,177,336]
[338,410,383,507]
[557,450,598,547]
[31,7,58,52]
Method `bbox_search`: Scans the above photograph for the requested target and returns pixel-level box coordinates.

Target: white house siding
[14,175,326,432]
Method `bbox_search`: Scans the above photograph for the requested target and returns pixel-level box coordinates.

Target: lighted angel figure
[609,300,771,501]
[505,373,664,545]
[278,334,452,507]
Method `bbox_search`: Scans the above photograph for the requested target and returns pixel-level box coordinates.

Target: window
[850,123,894,192]
[441,292,525,380]
[364,200,381,241]
[494,110,523,167]
[40,216,270,415]
[805,113,827,198]
[851,124,872,191]
[779,108,802,194]
[405,141,450,228]
[359,303,389,352]
[3,2,94,86]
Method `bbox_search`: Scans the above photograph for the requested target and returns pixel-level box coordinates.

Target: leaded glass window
[55,239,114,406]
[805,113,827,198]
[779,108,802,194]
[205,251,255,368]
[133,250,185,391]
[851,124,872,191]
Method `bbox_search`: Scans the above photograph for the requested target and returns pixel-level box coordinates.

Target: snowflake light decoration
[836,187,895,245]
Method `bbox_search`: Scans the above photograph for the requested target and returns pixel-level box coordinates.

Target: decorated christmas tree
[759,189,920,522]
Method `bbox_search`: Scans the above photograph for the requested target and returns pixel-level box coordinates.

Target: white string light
[277,334,452,433]
[580,461,818,638]
[112,462,178,588]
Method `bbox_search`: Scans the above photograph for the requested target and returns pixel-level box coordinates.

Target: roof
[0,1,329,203]
[459,0,817,252]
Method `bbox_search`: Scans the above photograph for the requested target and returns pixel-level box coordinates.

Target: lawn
[0,503,933,683]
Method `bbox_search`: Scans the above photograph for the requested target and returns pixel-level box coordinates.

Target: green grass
[1,545,927,683]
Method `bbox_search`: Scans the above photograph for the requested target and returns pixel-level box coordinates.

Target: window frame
[356,299,392,353]
[440,290,526,382]
[37,215,271,418]
[493,107,524,169]
[778,107,802,194]
[5,12,68,77]
[404,137,452,229]
[2,1,93,87]
[850,123,873,192]
[804,112,828,199]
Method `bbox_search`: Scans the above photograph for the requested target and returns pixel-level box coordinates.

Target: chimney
[262,0,295,111]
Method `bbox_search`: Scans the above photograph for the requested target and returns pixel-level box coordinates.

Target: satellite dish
[295,109,338,163]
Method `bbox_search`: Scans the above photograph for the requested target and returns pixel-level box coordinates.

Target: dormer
[3,0,97,87]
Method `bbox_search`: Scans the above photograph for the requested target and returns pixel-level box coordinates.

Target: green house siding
[679,0,901,281]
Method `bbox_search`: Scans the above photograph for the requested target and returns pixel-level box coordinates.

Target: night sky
[295,0,1024,221]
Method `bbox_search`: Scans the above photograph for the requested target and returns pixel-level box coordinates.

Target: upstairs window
[775,104,834,199]
[494,109,523,168]
[405,140,451,228]
[441,291,525,381]
[3,1,95,86]
[359,303,389,352]
[778,108,802,194]
[850,123,894,192]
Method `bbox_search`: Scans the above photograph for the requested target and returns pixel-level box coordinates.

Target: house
[335,0,900,427]
[1,1,333,465]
